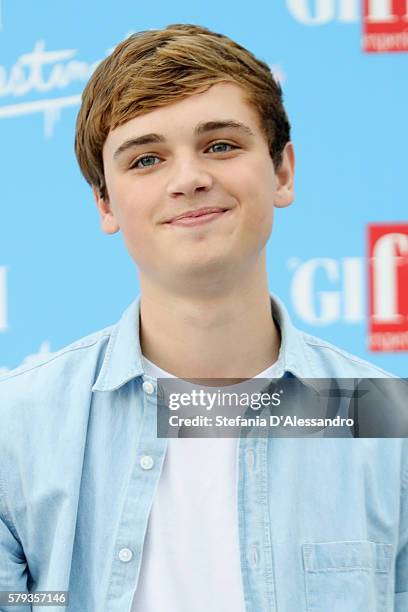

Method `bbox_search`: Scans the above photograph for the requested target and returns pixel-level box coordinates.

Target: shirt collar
[92,293,314,392]
[92,298,144,392]
[268,293,316,381]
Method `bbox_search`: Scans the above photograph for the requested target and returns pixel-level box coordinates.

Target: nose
[166,154,214,199]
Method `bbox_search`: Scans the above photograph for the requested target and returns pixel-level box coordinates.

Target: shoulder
[271,293,397,379]
[296,331,408,459]
[300,331,397,378]
[0,325,114,399]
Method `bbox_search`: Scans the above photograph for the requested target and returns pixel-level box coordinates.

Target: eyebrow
[113,120,255,159]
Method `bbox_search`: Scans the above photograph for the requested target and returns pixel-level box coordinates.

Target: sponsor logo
[363,0,408,52]
[286,0,408,52]
[0,41,100,137]
[286,0,360,24]
[368,223,408,351]
[0,39,285,136]
[289,257,365,324]
[289,224,408,352]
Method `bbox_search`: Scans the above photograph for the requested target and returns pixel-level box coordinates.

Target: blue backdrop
[1,0,407,376]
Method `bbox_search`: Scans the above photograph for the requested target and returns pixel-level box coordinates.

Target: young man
[0,23,407,612]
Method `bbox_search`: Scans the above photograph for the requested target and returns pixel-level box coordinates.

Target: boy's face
[96,81,294,290]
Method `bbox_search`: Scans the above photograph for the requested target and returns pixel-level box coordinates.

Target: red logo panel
[368,224,408,351]
[363,0,408,52]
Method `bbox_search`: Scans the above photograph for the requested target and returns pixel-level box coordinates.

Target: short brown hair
[75,24,291,198]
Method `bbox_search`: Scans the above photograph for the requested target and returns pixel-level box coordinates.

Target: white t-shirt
[131,357,280,612]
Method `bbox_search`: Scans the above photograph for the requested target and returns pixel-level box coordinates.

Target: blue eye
[133,155,161,169]
[131,142,237,170]
[208,142,236,153]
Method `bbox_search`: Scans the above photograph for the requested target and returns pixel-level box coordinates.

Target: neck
[139,256,280,380]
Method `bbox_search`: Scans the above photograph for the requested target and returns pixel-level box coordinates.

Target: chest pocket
[302,540,393,612]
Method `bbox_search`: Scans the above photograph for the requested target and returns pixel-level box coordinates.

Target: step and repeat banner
[0,1,407,376]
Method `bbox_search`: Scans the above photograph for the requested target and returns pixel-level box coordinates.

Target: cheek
[119,218,154,270]
[112,191,171,274]
[108,180,147,229]
[237,170,275,233]
[250,203,274,247]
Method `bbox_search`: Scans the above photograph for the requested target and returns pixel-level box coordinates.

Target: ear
[92,185,120,234]
[274,142,295,209]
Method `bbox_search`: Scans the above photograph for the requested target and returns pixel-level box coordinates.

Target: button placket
[107,374,168,605]
[238,436,277,610]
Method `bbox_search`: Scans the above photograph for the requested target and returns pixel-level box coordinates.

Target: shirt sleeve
[395,465,408,610]
[0,490,30,611]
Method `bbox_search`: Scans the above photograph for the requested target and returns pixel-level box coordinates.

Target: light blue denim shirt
[0,294,407,612]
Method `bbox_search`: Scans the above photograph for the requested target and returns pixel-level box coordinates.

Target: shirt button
[118,548,133,563]
[140,455,154,470]
[142,380,155,395]
[247,449,255,471]
[250,545,259,567]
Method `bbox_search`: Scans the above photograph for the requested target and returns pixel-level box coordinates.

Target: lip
[166,207,229,223]
[166,209,230,227]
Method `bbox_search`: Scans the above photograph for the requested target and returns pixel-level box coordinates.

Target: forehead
[103,82,264,154]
